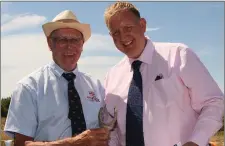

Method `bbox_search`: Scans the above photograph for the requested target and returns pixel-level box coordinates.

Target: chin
[127,51,140,59]
[65,66,76,72]
[123,48,134,57]
[61,63,77,71]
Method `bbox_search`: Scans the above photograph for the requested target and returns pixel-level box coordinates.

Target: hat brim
[42,22,91,42]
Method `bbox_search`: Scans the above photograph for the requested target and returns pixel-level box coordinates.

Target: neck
[63,65,77,72]
[52,58,77,72]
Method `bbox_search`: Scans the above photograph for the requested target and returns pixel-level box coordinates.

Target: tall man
[103,2,224,146]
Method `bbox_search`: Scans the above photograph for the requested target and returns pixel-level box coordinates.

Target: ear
[109,31,112,37]
[140,18,147,33]
[47,37,53,51]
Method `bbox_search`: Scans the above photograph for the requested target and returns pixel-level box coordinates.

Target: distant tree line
[1,97,11,117]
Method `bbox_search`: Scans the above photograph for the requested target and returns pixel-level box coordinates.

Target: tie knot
[132,60,142,71]
[62,72,76,82]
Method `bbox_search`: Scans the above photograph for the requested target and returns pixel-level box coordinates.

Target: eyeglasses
[51,36,83,47]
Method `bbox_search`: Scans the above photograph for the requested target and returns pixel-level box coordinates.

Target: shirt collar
[127,36,155,69]
[49,61,79,78]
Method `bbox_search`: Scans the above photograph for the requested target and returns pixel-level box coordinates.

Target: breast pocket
[150,74,184,110]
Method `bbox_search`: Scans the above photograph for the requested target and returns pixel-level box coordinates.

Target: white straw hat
[42,10,91,42]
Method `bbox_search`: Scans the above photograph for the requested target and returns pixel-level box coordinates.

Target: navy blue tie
[62,72,86,136]
[126,60,144,146]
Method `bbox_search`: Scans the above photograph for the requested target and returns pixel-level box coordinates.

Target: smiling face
[47,28,84,72]
[108,10,147,59]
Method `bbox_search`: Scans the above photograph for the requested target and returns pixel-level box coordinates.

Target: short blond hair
[104,1,140,29]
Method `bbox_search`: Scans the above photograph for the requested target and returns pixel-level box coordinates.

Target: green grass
[210,131,224,146]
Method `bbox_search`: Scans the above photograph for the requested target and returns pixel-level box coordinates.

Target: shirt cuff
[4,128,35,139]
[188,119,223,146]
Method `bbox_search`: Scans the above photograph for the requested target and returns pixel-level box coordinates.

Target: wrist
[70,135,87,146]
[45,138,72,146]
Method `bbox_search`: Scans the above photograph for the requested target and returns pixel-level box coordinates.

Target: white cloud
[1,33,122,97]
[2,32,223,97]
[146,27,160,32]
[1,34,51,67]
[84,34,119,52]
[1,13,14,24]
[1,13,47,33]
[78,56,122,84]
[79,56,122,66]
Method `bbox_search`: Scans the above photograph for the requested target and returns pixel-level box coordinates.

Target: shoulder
[153,42,189,55]
[17,64,51,92]
[152,42,194,63]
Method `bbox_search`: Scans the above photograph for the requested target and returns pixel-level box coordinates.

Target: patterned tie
[62,72,86,135]
[126,60,144,146]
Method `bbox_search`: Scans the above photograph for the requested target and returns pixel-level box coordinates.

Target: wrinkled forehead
[51,28,83,38]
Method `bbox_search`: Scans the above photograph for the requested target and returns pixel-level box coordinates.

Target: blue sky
[1,1,224,97]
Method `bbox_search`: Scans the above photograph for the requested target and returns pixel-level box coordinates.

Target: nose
[68,45,72,49]
[67,42,75,50]
[119,31,129,42]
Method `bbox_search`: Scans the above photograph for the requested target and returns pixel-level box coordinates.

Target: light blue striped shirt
[4,61,105,141]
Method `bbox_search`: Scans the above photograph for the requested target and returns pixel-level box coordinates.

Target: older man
[4,10,109,146]
[103,1,224,146]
